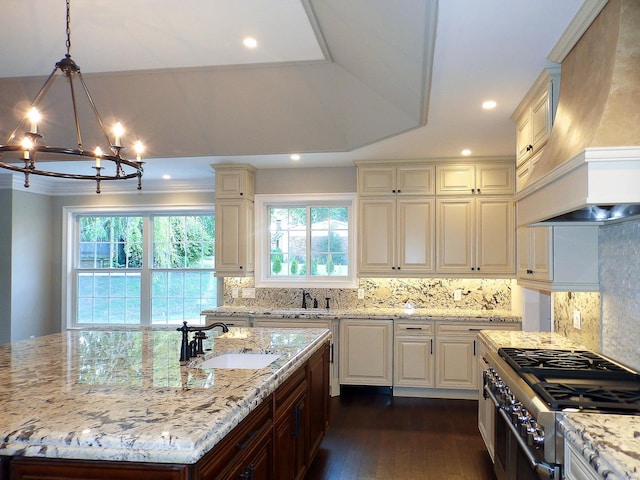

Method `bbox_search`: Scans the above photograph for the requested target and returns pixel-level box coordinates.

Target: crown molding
[548,0,608,63]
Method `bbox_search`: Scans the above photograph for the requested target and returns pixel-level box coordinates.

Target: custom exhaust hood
[516,0,640,226]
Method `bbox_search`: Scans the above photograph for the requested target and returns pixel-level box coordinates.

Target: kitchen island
[0,326,331,479]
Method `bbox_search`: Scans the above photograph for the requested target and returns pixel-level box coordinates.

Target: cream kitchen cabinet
[477,339,495,461]
[512,67,560,192]
[516,225,599,292]
[436,162,514,196]
[436,322,520,391]
[516,225,552,282]
[564,437,600,480]
[436,197,514,275]
[214,164,256,199]
[358,196,435,275]
[393,320,434,388]
[339,319,393,387]
[356,163,435,196]
[214,198,254,276]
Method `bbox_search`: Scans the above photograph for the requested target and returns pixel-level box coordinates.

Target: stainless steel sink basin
[198,353,281,369]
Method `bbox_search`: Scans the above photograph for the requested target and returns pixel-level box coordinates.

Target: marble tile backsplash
[552,291,601,351]
[221,278,513,311]
[599,219,640,371]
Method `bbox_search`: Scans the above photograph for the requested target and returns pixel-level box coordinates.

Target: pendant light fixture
[0,0,145,194]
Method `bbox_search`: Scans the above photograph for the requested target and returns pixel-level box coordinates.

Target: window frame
[254,193,358,288]
[62,204,218,330]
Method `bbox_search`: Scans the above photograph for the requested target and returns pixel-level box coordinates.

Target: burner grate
[533,382,640,412]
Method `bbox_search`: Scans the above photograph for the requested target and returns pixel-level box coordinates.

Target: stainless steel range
[482,347,640,480]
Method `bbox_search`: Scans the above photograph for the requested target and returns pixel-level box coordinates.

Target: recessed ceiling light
[290,154,301,161]
[243,37,258,49]
[461,149,472,156]
[162,174,171,180]
[482,100,497,110]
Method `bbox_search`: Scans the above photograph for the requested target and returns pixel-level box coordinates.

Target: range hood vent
[516,0,640,226]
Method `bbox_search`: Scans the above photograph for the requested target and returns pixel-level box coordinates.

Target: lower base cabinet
[339,319,393,386]
[6,342,330,480]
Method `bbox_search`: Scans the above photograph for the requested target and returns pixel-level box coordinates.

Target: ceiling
[0,0,586,193]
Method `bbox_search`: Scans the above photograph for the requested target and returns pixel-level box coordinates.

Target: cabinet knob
[392,189,396,193]
[239,265,243,269]
[477,188,481,194]
[240,192,244,196]
[397,189,401,193]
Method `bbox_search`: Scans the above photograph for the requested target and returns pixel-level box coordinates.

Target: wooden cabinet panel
[437,197,514,275]
[394,336,435,387]
[339,319,393,386]
[215,199,254,276]
[436,337,477,389]
[358,198,395,272]
[214,165,256,199]
[357,164,434,196]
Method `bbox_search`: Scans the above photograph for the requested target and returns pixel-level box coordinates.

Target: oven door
[486,386,559,480]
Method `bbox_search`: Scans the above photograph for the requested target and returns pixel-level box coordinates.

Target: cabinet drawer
[194,398,272,479]
[436,322,519,335]
[395,321,434,335]
[274,366,308,419]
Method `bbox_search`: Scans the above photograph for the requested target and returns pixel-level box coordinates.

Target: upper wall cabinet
[356,162,435,196]
[214,164,256,199]
[436,162,514,196]
[512,67,560,191]
[213,164,256,276]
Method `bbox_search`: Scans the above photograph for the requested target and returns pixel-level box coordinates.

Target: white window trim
[254,193,358,289]
[62,204,216,331]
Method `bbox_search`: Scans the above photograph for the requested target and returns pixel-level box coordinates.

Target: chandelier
[0,0,144,194]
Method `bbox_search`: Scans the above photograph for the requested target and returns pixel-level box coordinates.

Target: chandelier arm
[67,68,84,151]
[76,72,113,149]
[5,68,59,144]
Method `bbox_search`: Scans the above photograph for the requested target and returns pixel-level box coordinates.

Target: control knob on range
[517,409,531,436]
[529,423,545,448]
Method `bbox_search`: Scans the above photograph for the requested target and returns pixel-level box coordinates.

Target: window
[66,207,216,328]
[255,194,357,288]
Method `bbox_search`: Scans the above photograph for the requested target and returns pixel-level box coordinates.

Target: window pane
[79,216,143,268]
[310,206,349,277]
[151,271,215,325]
[153,215,215,269]
[76,272,141,324]
[269,207,307,277]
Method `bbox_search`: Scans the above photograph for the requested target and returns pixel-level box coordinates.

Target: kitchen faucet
[301,289,311,309]
[177,321,229,362]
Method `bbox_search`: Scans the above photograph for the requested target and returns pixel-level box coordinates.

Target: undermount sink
[198,353,281,369]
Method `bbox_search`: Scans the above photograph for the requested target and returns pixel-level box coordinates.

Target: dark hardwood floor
[305,387,496,480]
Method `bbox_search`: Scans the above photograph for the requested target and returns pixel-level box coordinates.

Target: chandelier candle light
[0,0,145,194]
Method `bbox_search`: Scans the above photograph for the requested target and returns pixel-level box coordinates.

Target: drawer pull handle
[406,327,423,330]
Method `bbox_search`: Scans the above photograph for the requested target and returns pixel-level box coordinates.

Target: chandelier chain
[66,0,72,56]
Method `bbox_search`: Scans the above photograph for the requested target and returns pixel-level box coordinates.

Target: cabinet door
[357,166,396,195]
[436,164,475,195]
[476,197,514,274]
[215,168,255,199]
[358,198,395,273]
[274,394,307,480]
[307,343,330,461]
[339,320,393,386]
[396,165,435,195]
[435,336,477,389]
[396,197,435,273]
[436,198,474,273]
[475,163,514,195]
[530,87,552,152]
[515,111,532,166]
[224,437,272,480]
[477,348,495,461]
[531,226,552,281]
[394,336,434,387]
[215,199,253,275]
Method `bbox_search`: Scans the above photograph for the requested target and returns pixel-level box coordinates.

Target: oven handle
[484,384,559,480]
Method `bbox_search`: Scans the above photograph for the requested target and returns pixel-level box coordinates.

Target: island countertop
[0,326,331,465]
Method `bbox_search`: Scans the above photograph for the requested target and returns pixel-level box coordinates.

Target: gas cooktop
[498,347,640,412]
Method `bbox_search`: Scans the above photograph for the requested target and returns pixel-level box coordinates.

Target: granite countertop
[0,326,330,465]
[477,330,588,351]
[559,414,640,480]
[204,306,521,322]
[479,330,640,479]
